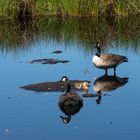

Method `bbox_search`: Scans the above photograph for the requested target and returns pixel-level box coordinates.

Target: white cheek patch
[62,77,66,81]
[92,55,100,63]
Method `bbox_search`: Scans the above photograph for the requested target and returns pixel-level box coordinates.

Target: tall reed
[0,0,16,19]
[34,0,140,16]
[0,0,140,19]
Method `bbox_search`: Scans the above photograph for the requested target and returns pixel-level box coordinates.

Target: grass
[0,0,16,19]
[0,0,140,19]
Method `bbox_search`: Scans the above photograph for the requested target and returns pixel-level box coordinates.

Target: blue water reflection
[0,18,140,140]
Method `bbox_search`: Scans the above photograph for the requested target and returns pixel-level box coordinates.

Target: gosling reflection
[58,81,83,124]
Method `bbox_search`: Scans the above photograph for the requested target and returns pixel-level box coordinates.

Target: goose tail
[119,77,129,85]
[122,56,128,62]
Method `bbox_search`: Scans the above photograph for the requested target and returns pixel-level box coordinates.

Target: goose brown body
[93,53,128,69]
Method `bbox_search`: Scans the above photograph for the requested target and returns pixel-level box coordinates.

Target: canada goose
[58,81,83,124]
[73,81,89,91]
[92,43,128,75]
[93,74,129,94]
[20,76,90,92]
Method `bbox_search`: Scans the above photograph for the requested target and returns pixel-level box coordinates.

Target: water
[0,17,140,140]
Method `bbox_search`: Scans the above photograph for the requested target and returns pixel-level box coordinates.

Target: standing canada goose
[92,43,128,75]
[58,80,83,124]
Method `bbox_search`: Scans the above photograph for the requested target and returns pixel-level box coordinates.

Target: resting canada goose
[92,43,128,75]
[61,76,89,91]
[58,81,83,124]
[59,81,83,106]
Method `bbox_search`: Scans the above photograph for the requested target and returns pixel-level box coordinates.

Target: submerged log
[20,79,90,92]
[29,58,69,64]
[82,93,99,98]
[50,50,63,54]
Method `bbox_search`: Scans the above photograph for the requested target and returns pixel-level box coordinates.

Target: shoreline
[0,0,140,20]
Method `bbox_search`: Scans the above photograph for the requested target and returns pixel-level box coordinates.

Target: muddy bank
[21,79,90,92]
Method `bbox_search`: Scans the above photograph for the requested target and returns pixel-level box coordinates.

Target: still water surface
[0,17,140,140]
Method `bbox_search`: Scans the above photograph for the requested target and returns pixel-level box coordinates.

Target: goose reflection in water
[58,98,83,124]
[93,74,129,104]
[58,80,83,124]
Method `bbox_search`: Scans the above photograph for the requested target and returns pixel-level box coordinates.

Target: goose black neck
[98,46,101,53]
[65,82,71,93]
[96,46,101,56]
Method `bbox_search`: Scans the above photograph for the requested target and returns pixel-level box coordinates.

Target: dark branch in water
[29,58,69,64]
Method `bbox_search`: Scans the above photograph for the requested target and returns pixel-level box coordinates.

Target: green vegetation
[0,0,140,19]
[0,0,16,19]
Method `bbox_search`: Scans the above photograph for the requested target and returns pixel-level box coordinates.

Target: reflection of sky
[0,37,140,140]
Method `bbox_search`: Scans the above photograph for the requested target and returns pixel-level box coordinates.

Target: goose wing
[100,54,128,66]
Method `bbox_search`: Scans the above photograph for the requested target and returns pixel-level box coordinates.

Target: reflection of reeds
[0,17,140,54]
[0,0,140,19]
